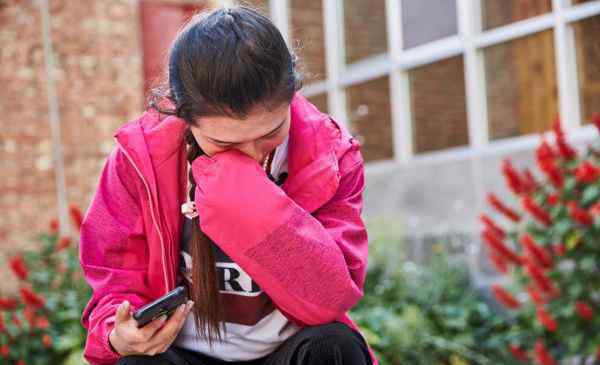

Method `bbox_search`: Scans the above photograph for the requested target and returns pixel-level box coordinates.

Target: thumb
[115,300,131,325]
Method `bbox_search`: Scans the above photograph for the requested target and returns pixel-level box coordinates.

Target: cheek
[261,133,288,152]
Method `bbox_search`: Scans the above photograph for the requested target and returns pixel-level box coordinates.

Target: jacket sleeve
[79,147,152,365]
[192,146,368,326]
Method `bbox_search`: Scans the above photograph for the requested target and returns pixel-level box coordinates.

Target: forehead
[195,103,290,142]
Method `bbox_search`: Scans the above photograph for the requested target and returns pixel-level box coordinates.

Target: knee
[115,354,161,365]
[300,322,371,364]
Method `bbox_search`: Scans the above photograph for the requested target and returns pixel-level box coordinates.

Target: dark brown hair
[148,5,303,348]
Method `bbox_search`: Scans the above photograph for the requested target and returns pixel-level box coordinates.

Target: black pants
[116,322,372,365]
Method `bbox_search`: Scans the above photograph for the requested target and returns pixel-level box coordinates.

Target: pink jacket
[79,92,378,365]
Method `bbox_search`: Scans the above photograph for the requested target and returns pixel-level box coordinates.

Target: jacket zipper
[114,138,170,295]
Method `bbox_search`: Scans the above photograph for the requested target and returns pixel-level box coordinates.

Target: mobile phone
[132,286,188,328]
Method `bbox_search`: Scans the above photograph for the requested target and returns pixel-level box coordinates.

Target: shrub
[0,204,90,365]
[479,117,600,364]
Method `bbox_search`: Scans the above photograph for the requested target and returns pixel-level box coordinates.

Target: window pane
[482,0,552,30]
[574,16,600,124]
[409,56,469,153]
[346,76,394,162]
[306,93,328,115]
[401,0,458,49]
[344,0,387,64]
[290,0,326,82]
[485,31,558,140]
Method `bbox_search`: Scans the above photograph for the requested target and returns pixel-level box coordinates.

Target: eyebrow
[208,118,287,144]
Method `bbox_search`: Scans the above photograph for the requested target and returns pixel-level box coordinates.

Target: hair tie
[181,201,199,219]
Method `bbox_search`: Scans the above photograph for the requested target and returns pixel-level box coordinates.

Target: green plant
[479,117,600,365]
[0,204,90,365]
[350,217,518,365]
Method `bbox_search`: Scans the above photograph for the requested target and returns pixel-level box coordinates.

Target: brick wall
[0,0,143,291]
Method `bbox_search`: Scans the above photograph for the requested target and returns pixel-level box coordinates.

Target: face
[189,103,291,164]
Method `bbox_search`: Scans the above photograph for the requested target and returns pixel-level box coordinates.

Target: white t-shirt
[174,135,300,361]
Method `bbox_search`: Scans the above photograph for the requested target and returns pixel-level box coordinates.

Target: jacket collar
[113,92,342,214]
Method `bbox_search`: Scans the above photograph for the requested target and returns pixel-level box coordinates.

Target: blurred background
[1,0,600,364]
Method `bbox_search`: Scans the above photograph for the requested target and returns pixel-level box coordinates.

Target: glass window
[482,0,552,30]
[573,15,600,124]
[409,56,469,153]
[346,76,394,162]
[401,0,458,49]
[290,0,326,82]
[306,93,328,115]
[484,30,558,140]
[344,0,387,64]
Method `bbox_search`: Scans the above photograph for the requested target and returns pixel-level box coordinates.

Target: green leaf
[553,219,572,238]
[581,185,600,207]
[566,231,582,250]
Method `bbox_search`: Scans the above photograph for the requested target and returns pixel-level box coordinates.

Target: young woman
[79,5,376,365]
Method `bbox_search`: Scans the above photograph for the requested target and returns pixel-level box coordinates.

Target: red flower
[575,301,594,321]
[593,114,600,132]
[489,253,509,274]
[68,203,83,230]
[36,316,50,330]
[536,137,557,162]
[487,193,521,222]
[9,256,28,280]
[501,159,525,195]
[42,334,53,348]
[522,168,539,193]
[508,344,528,362]
[0,345,8,358]
[568,201,593,226]
[491,284,521,309]
[522,196,553,226]
[56,236,72,251]
[591,202,600,217]
[481,229,521,265]
[546,193,560,206]
[575,160,600,184]
[520,234,553,269]
[0,297,18,311]
[552,119,577,160]
[479,214,506,239]
[553,243,566,257]
[536,306,557,332]
[23,306,36,327]
[526,264,558,296]
[17,360,25,365]
[527,286,547,305]
[49,218,59,234]
[0,314,4,332]
[539,159,564,189]
[535,138,564,188]
[534,340,558,365]
[19,287,45,308]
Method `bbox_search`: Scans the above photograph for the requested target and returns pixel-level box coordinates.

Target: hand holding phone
[133,286,189,328]
[108,289,194,357]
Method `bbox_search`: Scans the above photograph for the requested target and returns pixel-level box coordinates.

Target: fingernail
[178,303,186,313]
[186,300,194,311]
[159,315,167,324]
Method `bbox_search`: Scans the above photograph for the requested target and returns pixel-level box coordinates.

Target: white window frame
[273,0,600,170]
